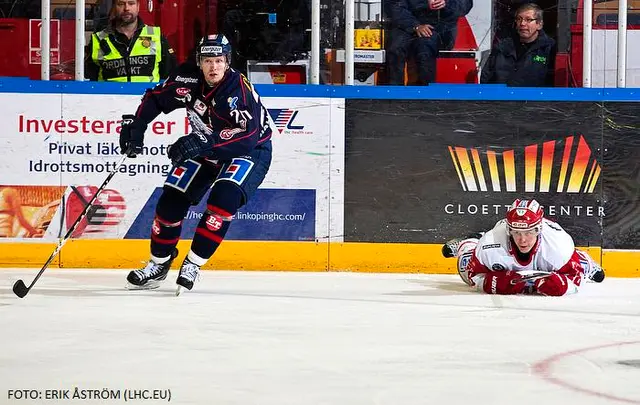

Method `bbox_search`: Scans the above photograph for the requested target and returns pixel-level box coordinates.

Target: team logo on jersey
[448,135,601,193]
[220,127,243,140]
[267,109,304,133]
[492,264,505,270]
[228,96,238,110]
[175,92,192,104]
[194,99,207,115]
[176,87,190,97]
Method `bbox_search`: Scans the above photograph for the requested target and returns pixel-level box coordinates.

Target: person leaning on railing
[84,0,177,82]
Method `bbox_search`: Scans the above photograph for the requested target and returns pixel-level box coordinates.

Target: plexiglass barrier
[0,0,638,87]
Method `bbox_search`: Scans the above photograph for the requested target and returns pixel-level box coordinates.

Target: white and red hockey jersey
[466,218,584,295]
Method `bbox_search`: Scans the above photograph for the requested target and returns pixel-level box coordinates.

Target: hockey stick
[12,153,129,298]
[70,186,97,222]
[510,271,553,285]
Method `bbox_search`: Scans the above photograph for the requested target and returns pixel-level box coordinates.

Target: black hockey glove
[119,114,147,157]
[167,133,213,166]
[168,110,215,165]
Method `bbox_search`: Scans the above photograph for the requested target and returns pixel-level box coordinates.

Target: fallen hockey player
[441,198,605,296]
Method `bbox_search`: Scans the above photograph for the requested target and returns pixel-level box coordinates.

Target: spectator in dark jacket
[480,3,556,87]
[387,0,473,85]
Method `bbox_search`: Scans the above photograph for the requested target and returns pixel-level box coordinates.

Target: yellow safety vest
[91,25,162,82]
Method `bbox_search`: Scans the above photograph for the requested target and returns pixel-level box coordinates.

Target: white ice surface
[1,270,639,405]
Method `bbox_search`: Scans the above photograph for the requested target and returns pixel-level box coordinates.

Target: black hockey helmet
[196,34,232,65]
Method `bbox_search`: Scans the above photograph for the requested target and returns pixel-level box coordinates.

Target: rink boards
[0,82,638,277]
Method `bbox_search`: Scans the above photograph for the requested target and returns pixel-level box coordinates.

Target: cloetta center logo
[448,135,601,193]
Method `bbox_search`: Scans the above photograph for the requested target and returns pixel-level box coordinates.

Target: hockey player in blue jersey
[119,34,273,295]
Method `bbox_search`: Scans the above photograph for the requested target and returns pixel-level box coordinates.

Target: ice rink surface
[1,269,639,405]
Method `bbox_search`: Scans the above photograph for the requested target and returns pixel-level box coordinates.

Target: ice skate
[442,238,462,258]
[576,250,605,283]
[442,233,484,258]
[175,257,201,296]
[586,263,605,283]
[126,249,178,290]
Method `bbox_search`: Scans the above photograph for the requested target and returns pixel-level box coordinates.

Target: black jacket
[390,0,472,32]
[480,31,556,87]
[85,18,177,82]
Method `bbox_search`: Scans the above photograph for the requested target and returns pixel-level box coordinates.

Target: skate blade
[175,285,184,296]
[126,280,162,290]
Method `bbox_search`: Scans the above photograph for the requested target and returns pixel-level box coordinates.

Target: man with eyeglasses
[480,3,556,86]
[441,199,605,296]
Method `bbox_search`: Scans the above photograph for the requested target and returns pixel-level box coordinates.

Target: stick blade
[12,280,29,298]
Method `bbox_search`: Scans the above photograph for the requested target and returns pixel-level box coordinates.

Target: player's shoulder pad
[542,218,566,232]
[217,70,254,107]
[477,223,509,253]
[539,219,575,268]
[541,218,575,250]
[476,228,503,251]
[228,68,242,80]
[483,221,507,243]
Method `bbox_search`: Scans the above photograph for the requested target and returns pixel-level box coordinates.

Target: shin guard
[150,215,183,259]
[191,206,233,259]
[150,189,191,258]
[190,181,244,262]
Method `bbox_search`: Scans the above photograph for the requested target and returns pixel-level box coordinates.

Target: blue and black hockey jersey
[135,61,272,161]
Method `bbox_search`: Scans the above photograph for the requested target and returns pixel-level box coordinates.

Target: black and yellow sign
[344,100,640,249]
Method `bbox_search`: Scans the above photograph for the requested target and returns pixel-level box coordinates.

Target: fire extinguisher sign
[29,19,61,64]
